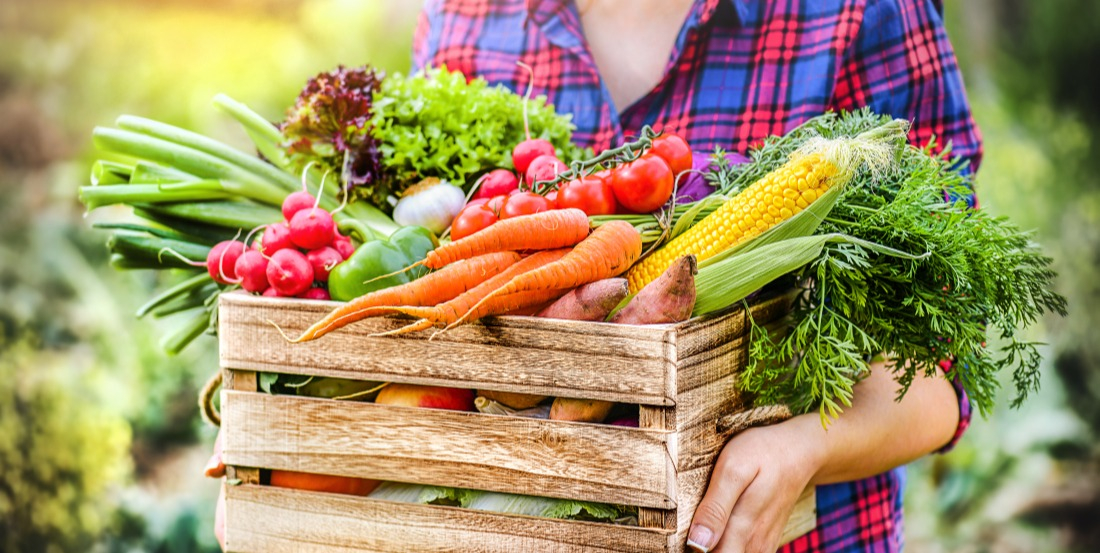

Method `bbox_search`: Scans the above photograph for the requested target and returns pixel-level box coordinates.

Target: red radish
[262,222,294,254]
[513,139,556,175]
[262,287,280,297]
[206,240,246,284]
[475,169,521,199]
[281,191,317,221]
[374,384,475,411]
[525,154,563,185]
[233,250,270,293]
[289,208,335,250]
[299,288,331,301]
[306,247,343,282]
[332,234,355,259]
[266,249,314,297]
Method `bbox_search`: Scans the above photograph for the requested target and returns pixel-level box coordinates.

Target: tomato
[650,133,693,177]
[610,153,675,213]
[501,191,554,219]
[557,174,618,216]
[545,189,560,208]
[450,204,499,240]
[270,470,379,496]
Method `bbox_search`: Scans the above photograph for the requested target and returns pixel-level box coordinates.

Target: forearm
[793,360,961,486]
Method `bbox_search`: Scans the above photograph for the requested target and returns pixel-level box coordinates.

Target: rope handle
[199,370,222,427]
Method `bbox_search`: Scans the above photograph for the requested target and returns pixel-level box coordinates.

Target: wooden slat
[225,484,673,553]
[222,391,675,509]
[223,370,260,485]
[673,293,792,360]
[219,293,676,405]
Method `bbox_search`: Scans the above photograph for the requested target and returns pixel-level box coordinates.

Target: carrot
[448,221,642,330]
[377,249,570,335]
[289,251,522,342]
[424,208,590,269]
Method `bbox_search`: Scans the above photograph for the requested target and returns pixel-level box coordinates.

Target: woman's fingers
[687,442,760,552]
[712,469,788,553]
[203,429,225,478]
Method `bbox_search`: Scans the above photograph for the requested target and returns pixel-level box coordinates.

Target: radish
[332,233,355,259]
[206,240,246,284]
[262,222,294,254]
[262,287,280,297]
[306,247,343,282]
[281,191,317,221]
[266,249,314,296]
[525,154,563,185]
[289,207,335,250]
[513,139,556,175]
[233,250,270,293]
[299,288,331,301]
[474,169,521,200]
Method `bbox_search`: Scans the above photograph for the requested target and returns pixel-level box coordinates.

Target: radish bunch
[227,192,353,300]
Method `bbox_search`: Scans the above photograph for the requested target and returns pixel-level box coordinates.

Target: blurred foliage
[0,0,419,550]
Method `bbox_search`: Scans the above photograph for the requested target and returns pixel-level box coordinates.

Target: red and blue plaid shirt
[414,0,976,550]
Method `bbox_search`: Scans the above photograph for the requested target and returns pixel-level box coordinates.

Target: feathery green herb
[729,110,1067,421]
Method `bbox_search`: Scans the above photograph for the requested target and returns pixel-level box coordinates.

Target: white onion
[392,178,467,235]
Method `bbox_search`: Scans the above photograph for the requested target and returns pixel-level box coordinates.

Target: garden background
[1,1,1097,551]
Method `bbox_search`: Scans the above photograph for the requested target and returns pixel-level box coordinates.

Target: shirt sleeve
[411,0,445,72]
[832,0,984,176]
[834,0,978,449]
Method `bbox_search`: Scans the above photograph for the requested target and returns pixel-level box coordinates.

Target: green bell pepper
[327,226,438,302]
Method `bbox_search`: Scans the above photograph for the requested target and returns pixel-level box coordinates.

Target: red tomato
[557,174,618,216]
[545,189,560,208]
[486,194,508,214]
[501,191,554,219]
[610,153,675,213]
[650,133,693,177]
[451,204,499,240]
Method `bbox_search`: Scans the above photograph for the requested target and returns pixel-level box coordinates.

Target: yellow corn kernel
[625,152,839,292]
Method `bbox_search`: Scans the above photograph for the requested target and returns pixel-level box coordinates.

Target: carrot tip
[370,319,433,337]
[266,319,303,343]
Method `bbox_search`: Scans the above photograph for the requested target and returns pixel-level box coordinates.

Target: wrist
[780,413,830,487]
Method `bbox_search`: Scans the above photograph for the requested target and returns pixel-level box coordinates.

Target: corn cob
[626,152,838,292]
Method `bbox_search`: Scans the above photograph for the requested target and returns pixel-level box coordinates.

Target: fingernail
[686,525,713,552]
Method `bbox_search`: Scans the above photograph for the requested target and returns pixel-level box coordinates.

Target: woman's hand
[686,362,962,553]
[686,418,825,553]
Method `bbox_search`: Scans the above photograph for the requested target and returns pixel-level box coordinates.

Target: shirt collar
[525,0,751,28]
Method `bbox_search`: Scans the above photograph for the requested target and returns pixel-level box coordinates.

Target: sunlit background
[1,1,1097,551]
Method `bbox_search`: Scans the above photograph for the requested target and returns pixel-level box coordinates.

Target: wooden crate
[218,292,816,552]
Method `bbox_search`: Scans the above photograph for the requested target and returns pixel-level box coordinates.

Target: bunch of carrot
[288,208,643,342]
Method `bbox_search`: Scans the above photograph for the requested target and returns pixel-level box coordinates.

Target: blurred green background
[0,1,1096,551]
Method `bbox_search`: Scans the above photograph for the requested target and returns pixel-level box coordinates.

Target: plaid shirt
[414,0,977,550]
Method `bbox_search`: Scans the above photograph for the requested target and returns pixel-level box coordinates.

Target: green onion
[133,200,281,231]
[130,161,197,184]
[136,271,213,318]
[106,233,212,269]
[116,114,301,193]
[213,93,292,173]
[160,307,214,355]
[91,160,133,185]
[80,181,232,210]
[93,127,286,205]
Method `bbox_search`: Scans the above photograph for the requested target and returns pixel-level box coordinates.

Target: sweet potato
[536,278,629,322]
[610,255,697,324]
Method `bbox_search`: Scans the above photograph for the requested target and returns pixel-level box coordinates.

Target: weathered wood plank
[225,484,673,553]
[223,370,260,485]
[222,391,675,509]
[673,293,792,360]
[219,293,676,405]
